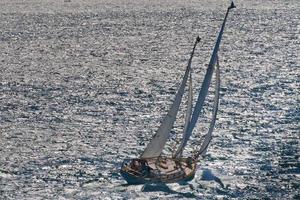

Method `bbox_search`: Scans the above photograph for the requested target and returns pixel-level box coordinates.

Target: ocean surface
[0,0,299,199]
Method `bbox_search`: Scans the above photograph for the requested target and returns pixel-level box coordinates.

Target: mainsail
[195,55,220,158]
[140,37,201,159]
[175,3,235,155]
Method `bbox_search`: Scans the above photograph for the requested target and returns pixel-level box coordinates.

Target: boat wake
[200,168,225,188]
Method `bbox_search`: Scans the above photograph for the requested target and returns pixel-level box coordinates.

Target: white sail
[176,5,233,153]
[141,38,200,159]
[173,72,193,158]
[196,55,220,157]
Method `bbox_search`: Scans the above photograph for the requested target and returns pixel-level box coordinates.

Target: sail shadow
[141,183,197,198]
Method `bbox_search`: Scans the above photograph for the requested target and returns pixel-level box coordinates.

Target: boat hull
[120,157,196,185]
[120,170,195,185]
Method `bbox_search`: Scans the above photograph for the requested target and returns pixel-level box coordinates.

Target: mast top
[228,1,236,10]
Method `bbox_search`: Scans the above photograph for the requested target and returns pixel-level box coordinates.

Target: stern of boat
[120,159,148,185]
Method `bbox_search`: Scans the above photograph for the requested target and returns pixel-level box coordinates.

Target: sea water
[0,0,299,199]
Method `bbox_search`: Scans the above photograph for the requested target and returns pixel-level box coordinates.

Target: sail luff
[140,37,200,159]
[195,55,220,158]
[176,5,234,154]
[173,71,193,158]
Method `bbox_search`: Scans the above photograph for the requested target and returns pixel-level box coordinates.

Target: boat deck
[146,157,194,175]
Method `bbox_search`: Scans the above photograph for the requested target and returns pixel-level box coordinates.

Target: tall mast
[175,2,236,155]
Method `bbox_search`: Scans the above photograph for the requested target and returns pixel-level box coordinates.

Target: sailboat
[120,2,236,185]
